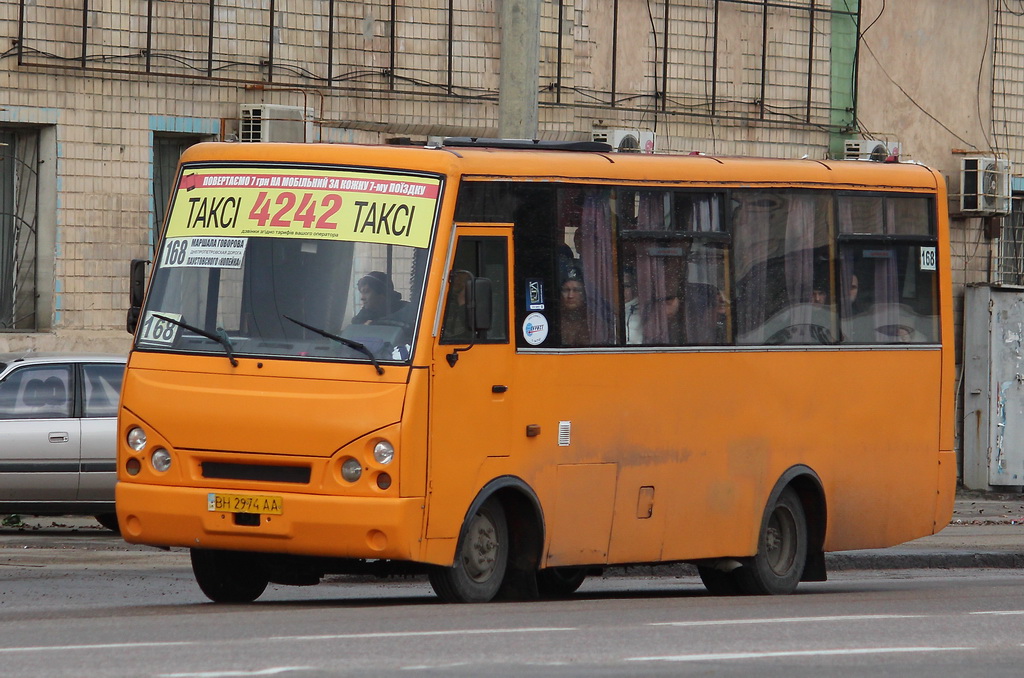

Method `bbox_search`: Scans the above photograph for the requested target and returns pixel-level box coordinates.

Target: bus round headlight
[341,458,362,483]
[127,427,147,452]
[373,440,395,465]
[151,448,172,472]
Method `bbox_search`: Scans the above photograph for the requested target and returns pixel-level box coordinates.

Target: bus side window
[440,236,509,344]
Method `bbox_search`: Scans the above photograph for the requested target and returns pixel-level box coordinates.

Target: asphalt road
[2,525,1024,678]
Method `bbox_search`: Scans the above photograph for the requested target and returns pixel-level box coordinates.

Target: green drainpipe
[829,0,860,159]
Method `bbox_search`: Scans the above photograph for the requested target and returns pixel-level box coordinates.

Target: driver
[352,271,408,325]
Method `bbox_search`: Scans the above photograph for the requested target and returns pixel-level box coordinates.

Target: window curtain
[578,189,617,344]
[635,191,672,344]
[733,195,771,344]
[783,195,817,330]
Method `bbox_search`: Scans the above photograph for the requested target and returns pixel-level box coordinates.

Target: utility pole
[498,0,540,139]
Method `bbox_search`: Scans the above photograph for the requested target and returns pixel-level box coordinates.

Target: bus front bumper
[116,482,425,562]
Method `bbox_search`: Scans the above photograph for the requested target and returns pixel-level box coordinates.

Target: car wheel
[94,513,120,533]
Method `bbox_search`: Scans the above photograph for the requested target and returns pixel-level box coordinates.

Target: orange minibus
[117,139,956,603]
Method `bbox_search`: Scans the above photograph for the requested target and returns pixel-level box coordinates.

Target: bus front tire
[736,487,807,595]
[429,498,509,604]
[191,548,269,603]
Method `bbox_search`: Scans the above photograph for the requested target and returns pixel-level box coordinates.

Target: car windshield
[136,163,441,365]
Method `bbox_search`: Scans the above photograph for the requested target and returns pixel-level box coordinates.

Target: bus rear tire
[428,498,508,603]
[191,548,269,603]
[736,487,807,595]
[536,567,587,598]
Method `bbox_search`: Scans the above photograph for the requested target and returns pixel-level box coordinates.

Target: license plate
[207,492,283,515]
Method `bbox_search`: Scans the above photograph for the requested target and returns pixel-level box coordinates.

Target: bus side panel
[509,347,944,568]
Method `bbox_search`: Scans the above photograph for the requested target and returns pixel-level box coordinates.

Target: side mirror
[129,259,148,307]
[127,259,149,334]
[469,277,493,333]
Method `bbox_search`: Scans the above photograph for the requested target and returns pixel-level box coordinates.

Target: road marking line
[970,610,1024,616]
[160,669,314,678]
[627,647,975,662]
[268,627,576,641]
[0,627,576,654]
[0,641,198,654]
[650,614,928,627]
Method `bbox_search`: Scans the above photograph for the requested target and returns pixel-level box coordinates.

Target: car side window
[0,365,73,419]
[83,363,124,418]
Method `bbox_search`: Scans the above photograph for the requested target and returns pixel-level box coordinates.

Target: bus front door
[426,226,514,542]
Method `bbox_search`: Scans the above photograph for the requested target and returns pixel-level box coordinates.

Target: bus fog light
[376,472,392,490]
[151,448,172,472]
[341,458,362,482]
[373,441,395,465]
[127,427,147,452]
[126,457,141,476]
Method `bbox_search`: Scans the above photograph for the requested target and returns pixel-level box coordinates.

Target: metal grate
[558,421,571,447]
[998,196,1024,286]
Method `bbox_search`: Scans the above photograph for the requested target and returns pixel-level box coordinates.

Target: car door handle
[48,432,69,443]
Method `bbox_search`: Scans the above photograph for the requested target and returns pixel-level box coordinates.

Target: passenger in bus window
[352,271,408,325]
[560,269,589,346]
[623,268,642,344]
[811,284,828,306]
[682,283,723,345]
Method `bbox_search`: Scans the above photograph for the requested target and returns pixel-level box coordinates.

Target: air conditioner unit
[960,156,1012,215]
[843,137,899,161]
[591,129,656,153]
[238,104,313,143]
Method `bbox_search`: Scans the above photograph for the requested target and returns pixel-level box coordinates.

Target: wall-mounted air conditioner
[843,137,899,161]
[960,156,1012,215]
[238,104,313,143]
[591,129,656,153]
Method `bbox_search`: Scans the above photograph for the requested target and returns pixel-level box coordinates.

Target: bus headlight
[127,427,147,452]
[341,458,362,483]
[151,448,172,472]
[373,440,395,465]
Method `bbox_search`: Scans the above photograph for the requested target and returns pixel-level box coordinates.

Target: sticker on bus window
[523,312,549,345]
[161,236,247,269]
[920,246,937,271]
[526,279,545,311]
[138,311,181,345]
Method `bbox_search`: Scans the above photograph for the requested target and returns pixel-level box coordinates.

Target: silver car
[0,352,125,531]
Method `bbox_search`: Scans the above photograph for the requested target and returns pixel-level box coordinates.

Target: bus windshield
[135,163,441,365]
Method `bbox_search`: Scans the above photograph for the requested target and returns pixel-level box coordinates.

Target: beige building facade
[2,0,1022,476]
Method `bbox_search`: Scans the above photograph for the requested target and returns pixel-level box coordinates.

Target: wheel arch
[765,464,828,582]
[462,475,546,599]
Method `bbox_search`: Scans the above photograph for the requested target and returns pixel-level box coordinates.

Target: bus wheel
[429,498,508,603]
[536,567,587,598]
[697,566,743,595]
[190,548,269,603]
[737,487,807,595]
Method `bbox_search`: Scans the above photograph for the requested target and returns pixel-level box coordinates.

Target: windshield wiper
[283,315,384,375]
[153,314,239,367]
